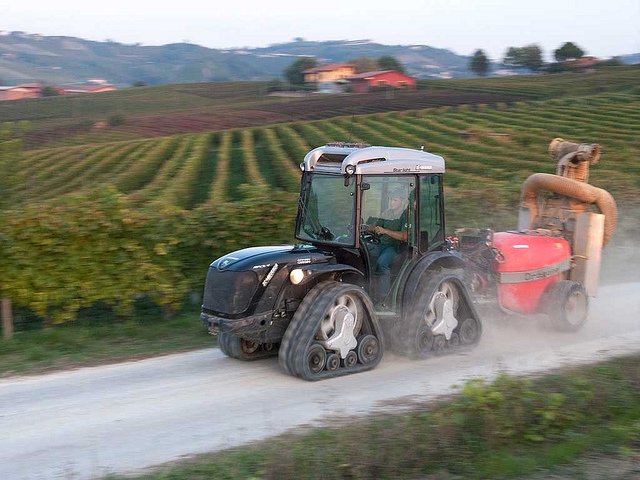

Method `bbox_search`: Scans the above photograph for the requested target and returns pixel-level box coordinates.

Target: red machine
[456,138,617,330]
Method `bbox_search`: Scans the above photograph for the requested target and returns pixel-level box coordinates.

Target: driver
[366,189,408,297]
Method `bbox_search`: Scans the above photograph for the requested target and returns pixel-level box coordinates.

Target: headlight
[345,164,356,175]
[289,268,305,285]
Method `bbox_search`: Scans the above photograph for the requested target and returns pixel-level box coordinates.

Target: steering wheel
[362,232,380,244]
[360,224,381,243]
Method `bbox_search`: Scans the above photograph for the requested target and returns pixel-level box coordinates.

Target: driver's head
[389,188,404,206]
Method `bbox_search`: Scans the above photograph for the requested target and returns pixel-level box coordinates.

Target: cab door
[360,175,417,309]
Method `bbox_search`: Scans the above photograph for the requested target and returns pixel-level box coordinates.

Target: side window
[362,176,415,245]
[419,175,443,253]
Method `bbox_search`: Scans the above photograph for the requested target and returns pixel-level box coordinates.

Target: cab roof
[302,143,445,175]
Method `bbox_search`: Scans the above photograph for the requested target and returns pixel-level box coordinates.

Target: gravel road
[1,282,639,480]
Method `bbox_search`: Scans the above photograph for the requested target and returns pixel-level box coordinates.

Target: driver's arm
[374,225,408,242]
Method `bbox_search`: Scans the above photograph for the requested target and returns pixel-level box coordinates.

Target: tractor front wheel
[218,332,278,360]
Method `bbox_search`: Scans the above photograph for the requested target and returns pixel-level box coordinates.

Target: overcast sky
[3,0,639,60]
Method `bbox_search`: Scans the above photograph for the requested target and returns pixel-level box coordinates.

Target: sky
[3,0,639,61]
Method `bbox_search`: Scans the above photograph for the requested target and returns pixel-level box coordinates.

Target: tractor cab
[295,143,446,310]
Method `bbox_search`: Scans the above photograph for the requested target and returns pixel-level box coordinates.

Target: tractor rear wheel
[405,269,480,358]
[279,281,383,380]
[218,332,278,360]
[544,280,588,331]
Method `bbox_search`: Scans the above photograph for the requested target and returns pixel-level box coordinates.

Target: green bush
[0,185,296,325]
[108,114,126,126]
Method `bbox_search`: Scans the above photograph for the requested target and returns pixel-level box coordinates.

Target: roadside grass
[0,308,212,377]
[106,355,640,480]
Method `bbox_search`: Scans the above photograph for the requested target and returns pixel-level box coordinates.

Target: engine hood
[211,244,331,272]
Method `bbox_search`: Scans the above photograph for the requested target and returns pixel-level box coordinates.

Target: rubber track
[278,281,384,381]
[401,269,482,359]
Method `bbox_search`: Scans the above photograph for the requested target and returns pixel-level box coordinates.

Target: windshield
[296,174,356,246]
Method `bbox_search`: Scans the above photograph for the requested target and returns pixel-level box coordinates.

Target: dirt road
[1,282,639,480]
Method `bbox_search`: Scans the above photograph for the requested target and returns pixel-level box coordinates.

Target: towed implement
[455,138,616,330]
[201,139,615,380]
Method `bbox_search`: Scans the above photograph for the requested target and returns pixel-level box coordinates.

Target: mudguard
[291,263,364,286]
[401,251,466,316]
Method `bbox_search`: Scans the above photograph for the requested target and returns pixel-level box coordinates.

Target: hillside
[0,32,473,86]
[2,66,637,150]
[14,90,639,213]
[2,68,639,323]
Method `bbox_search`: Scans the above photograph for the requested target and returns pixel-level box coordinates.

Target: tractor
[200,139,616,381]
[201,142,481,380]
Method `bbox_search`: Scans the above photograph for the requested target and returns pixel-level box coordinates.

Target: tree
[503,44,544,72]
[40,86,59,97]
[349,56,379,73]
[554,42,585,62]
[523,45,544,72]
[470,49,490,76]
[378,55,406,74]
[284,57,318,85]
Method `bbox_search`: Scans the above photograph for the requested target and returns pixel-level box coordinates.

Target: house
[303,63,357,83]
[0,83,42,101]
[347,70,416,93]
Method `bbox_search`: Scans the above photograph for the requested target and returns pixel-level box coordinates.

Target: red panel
[493,231,571,314]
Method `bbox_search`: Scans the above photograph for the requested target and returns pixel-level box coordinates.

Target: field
[1,66,636,150]
[12,91,640,214]
[1,67,639,325]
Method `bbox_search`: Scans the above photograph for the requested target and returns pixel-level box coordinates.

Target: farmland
[1,67,639,325]
[13,90,640,213]
[1,66,636,150]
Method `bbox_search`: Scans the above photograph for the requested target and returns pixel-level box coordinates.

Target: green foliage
[40,86,60,97]
[0,188,187,323]
[349,56,379,73]
[504,44,544,71]
[378,55,405,73]
[0,184,296,324]
[284,57,318,85]
[470,49,490,77]
[554,41,585,62]
[108,114,126,126]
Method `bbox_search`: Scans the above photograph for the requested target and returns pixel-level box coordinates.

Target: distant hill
[0,32,473,86]
[620,53,640,65]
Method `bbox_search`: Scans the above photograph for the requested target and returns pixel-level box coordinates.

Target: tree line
[470,41,621,77]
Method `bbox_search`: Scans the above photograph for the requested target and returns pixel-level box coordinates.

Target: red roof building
[347,70,416,93]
